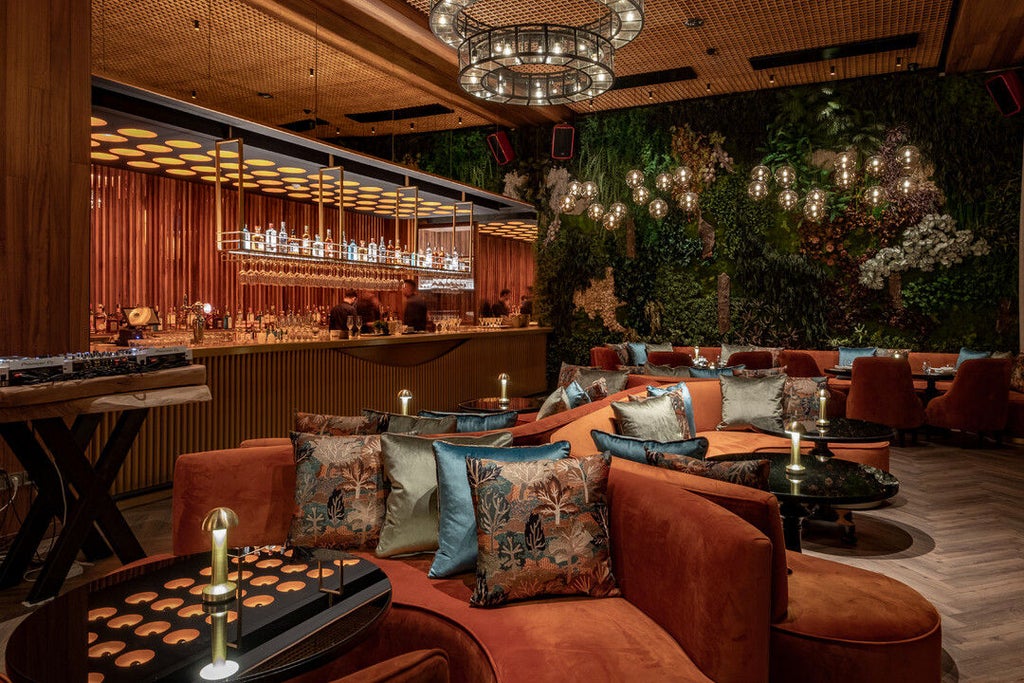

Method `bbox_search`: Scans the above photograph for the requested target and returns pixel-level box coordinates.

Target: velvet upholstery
[726,350,774,370]
[589,345,622,370]
[329,649,451,683]
[846,356,925,431]
[776,351,823,377]
[646,350,694,367]
[925,358,1012,435]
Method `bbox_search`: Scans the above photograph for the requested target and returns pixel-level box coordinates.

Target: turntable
[117,306,156,346]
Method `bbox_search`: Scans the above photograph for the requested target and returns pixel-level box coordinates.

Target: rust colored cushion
[726,350,774,370]
[645,449,770,490]
[468,453,619,607]
[294,411,383,435]
[328,649,450,683]
[646,351,694,368]
[288,433,387,551]
[776,351,822,378]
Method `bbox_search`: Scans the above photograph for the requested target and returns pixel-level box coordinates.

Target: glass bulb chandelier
[429,0,644,105]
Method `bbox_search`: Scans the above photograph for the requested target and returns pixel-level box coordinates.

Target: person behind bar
[401,278,428,331]
[329,289,359,336]
[520,286,534,316]
[355,290,381,333]
[490,288,512,317]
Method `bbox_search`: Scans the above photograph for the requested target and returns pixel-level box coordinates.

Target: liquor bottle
[302,226,312,256]
[386,240,394,264]
[167,305,177,330]
[378,236,386,263]
[252,224,265,251]
[107,303,121,333]
[347,238,357,261]
[358,240,368,262]
[241,223,251,250]
[394,243,403,265]
[94,304,107,333]
[325,229,335,259]
[435,246,444,269]
[313,232,324,258]
[266,222,278,253]
[367,239,378,262]
[451,248,459,271]
[340,231,348,260]
[279,223,289,254]
[425,244,432,269]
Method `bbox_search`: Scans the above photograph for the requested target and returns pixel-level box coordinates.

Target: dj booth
[0,349,210,603]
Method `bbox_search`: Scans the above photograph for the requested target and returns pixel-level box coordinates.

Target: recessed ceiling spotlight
[896,56,903,68]
[309,67,315,77]
[410,122,415,130]
[769,74,776,84]
[648,90,654,100]
[191,89,198,99]
[706,82,711,92]
[457,116,463,125]
[257,92,273,99]
[684,18,704,28]
[830,65,836,76]
[371,126,376,135]
[192,19,200,30]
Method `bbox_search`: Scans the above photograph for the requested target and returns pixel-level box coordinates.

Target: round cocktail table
[749,416,894,459]
[716,452,900,552]
[458,396,543,413]
[5,548,391,682]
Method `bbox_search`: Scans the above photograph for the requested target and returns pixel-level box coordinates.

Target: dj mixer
[80,547,388,683]
[0,347,192,387]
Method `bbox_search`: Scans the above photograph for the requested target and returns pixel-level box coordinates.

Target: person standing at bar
[520,286,534,316]
[491,288,512,317]
[329,289,359,337]
[356,290,381,333]
[401,278,428,331]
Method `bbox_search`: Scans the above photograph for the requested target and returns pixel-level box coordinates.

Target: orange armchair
[726,350,773,370]
[776,351,821,377]
[589,346,622,370]
[925,358,1012,444]
[846,356,924,446]
[646,350,694,367]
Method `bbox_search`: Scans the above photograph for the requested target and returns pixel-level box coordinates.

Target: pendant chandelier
[429,0,644,105]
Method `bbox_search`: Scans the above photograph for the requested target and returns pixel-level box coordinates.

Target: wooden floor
[0,441,1021,681]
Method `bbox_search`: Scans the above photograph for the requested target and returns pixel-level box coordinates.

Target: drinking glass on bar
[346,316,354,340]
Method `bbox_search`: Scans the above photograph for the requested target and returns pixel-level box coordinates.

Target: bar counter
[4,327,549,497]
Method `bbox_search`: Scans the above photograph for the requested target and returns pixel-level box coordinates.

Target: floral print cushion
[644,448,770,491]
[1011,354,1024,393]
[737,365,787,378]
[467,453,620,607]
[783,377,828,420]
[584,376,609,402]
[294,411,383,435]
[288,433,388,551]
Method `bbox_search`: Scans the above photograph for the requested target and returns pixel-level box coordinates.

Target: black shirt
[329,301,358,332]
[491,300,510,317]
[355,297,380,332]
[403,294,428,331]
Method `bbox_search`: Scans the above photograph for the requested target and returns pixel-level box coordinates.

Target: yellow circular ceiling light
[92,133,127,143]
[91,117,107,127]
[263,187,287,193]
[251,170,279,177]
[257,179,284,186]
[357,193,379,200]
[139,143,173,153]
[287,192,312,199]
[246,158,275,167]
[91,152,119,161]
[128,160,160,169]
[282,176,308,184]
[191,165,217,173]
[360,186,383,193]
[110,148,145,157]
[166,139,202,149]
[117,128,158,138]
[201,175,230,182]
[342,180,360,187]
[225,172,254,180]
[91,140,100,148]
[153,157,186,166]
[180,153,211,162]
[278,166,307,174]
[166,168,197,176]
[212,149,238,159]
[237,181,260,189]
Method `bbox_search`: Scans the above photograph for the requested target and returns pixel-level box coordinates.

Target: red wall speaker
[551,123,575,160]
[986,71,1023,117]
[486,131,515,165]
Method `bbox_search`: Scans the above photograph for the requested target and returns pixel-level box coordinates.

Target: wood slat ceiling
[91,0,1022,140]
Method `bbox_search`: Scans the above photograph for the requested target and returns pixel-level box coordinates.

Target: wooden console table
[0,366,210,603]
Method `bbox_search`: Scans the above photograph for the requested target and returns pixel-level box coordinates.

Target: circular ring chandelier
[429,0,644,106]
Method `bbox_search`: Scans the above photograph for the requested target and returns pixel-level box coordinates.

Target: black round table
[749,416,895,459]
[716,452,900,552]
[458,396,543,413]
[911,370,956,404]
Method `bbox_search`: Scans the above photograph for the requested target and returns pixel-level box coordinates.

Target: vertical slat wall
[475,234,536,313]
[108,331,547,494]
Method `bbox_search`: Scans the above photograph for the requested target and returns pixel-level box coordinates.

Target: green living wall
[344,71,1024,375]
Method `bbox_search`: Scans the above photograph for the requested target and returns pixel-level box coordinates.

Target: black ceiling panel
[750,33,919,70]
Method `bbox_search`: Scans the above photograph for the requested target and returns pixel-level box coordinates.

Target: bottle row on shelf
[232,224,470,272]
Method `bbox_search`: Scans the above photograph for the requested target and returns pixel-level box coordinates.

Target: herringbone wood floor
[0,442,1020,681]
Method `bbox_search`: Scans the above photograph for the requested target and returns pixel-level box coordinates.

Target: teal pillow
[956,347,991,368]
[689,365,743,378]
[429,440,570,578]
[626,342,648,366]
[838,346,876,367]
[418,410,518,432]
[646,382,697,437]
[591,429,709,463]
[563,380,592,409]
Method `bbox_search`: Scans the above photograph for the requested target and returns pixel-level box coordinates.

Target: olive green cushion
[611,393,686,441]
[718,374,786,430]
[376,431,513,558]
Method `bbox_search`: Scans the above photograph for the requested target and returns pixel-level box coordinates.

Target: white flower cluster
[859,214,990,289]
[502,171,528,200]
[545,167,574,215]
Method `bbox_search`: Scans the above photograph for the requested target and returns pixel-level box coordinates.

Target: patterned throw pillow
[576,368,629,393]
[557,362,585,388]
[386,414,458,435]
[783,377,828,420]
[294,411,383,435]
[288,433,387,551]
[605,343,630,365]
[737,365,787,378]
[644,448,771,491]
[1011,354,1024,394]
[468,453,619,607]
[583,377,610,401]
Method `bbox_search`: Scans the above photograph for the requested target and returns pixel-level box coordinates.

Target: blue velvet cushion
[838,346,877,367]
[429,440,570,578]
[689,365,743,378]
[646,382,697,437]
[563,380,592,409]
[591,429,709,463]
[626,341,648,366]
[955,347,991,368]
[418,410,519,432]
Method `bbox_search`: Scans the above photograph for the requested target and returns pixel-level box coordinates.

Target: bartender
[328,289,359,336]
[401,278,428,331]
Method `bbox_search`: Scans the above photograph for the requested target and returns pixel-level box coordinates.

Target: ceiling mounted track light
[429,0,644,106]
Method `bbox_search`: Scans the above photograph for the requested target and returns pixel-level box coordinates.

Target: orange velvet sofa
[173,447,774,683]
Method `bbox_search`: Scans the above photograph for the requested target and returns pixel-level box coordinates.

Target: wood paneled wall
[89,166,536,322]
[1,0,91,357]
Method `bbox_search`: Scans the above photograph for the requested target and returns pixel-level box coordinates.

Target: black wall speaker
[551,123,575,160]
[486,131,515,165]
[986,71,1023,117]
